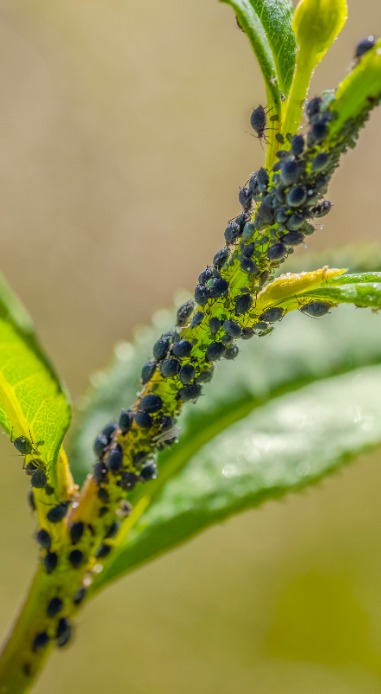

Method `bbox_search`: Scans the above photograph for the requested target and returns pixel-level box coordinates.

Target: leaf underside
[220,0,296,108]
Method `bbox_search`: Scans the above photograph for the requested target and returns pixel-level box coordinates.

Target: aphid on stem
[250,105,279,146]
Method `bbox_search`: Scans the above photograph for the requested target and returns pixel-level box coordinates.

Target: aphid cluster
[19,36,379,675]
[85,92,349,553]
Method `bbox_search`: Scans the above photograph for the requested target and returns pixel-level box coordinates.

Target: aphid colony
[86,93,341,509]
[87,93,341,568]
[20,35,379,665]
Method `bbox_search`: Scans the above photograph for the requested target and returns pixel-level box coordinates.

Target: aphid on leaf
[12,431,44,457]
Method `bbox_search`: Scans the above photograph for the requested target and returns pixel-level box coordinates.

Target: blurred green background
[0,1,381,692]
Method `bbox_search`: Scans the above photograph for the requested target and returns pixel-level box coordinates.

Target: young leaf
[0,273,73,515]
[329,38,381,135]
[93,363,381,589]
[293,0,348,73]
[287,273,381,310]
[257,272,381,313]
[221,0,296,110]
[281,0,347,140]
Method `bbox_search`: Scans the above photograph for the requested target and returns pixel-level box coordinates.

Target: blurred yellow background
[0,1,381,692]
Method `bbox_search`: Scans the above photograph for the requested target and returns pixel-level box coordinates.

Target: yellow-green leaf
[0,273,73,523]
[293,0,348,71]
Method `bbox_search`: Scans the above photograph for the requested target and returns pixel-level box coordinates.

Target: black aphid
[291,134,304,157]
[282,231,305,246]
[107,445,123,473]
[138,394,163,413]
[36,529,51,550]
[267,243,287,260]
[119,409,133,435]
[69,521,85,545]
[306,96,321,119]
[198,267,213,285]
[141,360,157,384]
[235,293,253,315]
[153,334,172,361]
[259,307,285,323]
[102,423,118,442]
[68,549,84,568]
[97,487,109,503]
[93,461,107,485]
[209,317,222,335]
[280,160,300,186]
[250,105,277,143]
[240,257,259,275]
[355,36,376,59]
[190,311,204,329]
[286,185,307,208]
[206,342,226,362]
[140,462,158,481]
[172,340,193,358]
[161,358,181,378]
[256,167,269,192]
[47,597,63,618]
[31,469,47,489]
[312,152,330,172]
[300,301,331,317]
[239,186,253,212]
[93,434,109,458]
[223,320,241,338]
[312,200,332,217]
[56,618,72,648]
[224,345,239,360]
[178,384,202,401]
[96,544,112,559]
[104,521,120,539]
[241,327,254,339]
[47,502,69,524]
[27,490,36,512]
[309,120,328,145]
[287,212,305,230]
[194,284,209,306]
[32,632,50,652]
[256,202,275,225]
[73,587,87,606]
[134,411,153,429]
[213,247,230,270]
[120,471,139,490]
[179,363,196,385]
[224,221,241,245]
[176,300,195,327]
[207,277,229,298]
[44,552,58,574]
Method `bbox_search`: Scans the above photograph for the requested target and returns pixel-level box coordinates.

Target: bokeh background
[0,1,381,692]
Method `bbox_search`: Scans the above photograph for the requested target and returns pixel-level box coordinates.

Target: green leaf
[329,38,381,136]
[258,272,381,313]
[281,0,347,142]
[0,273,72,514]
[94,362,381,590]
[293,0,347,74]
[220,0,296,109]
[296,272,381,310]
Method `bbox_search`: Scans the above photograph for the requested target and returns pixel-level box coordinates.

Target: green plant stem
[281,56,313,140]
[0,568,54,693]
